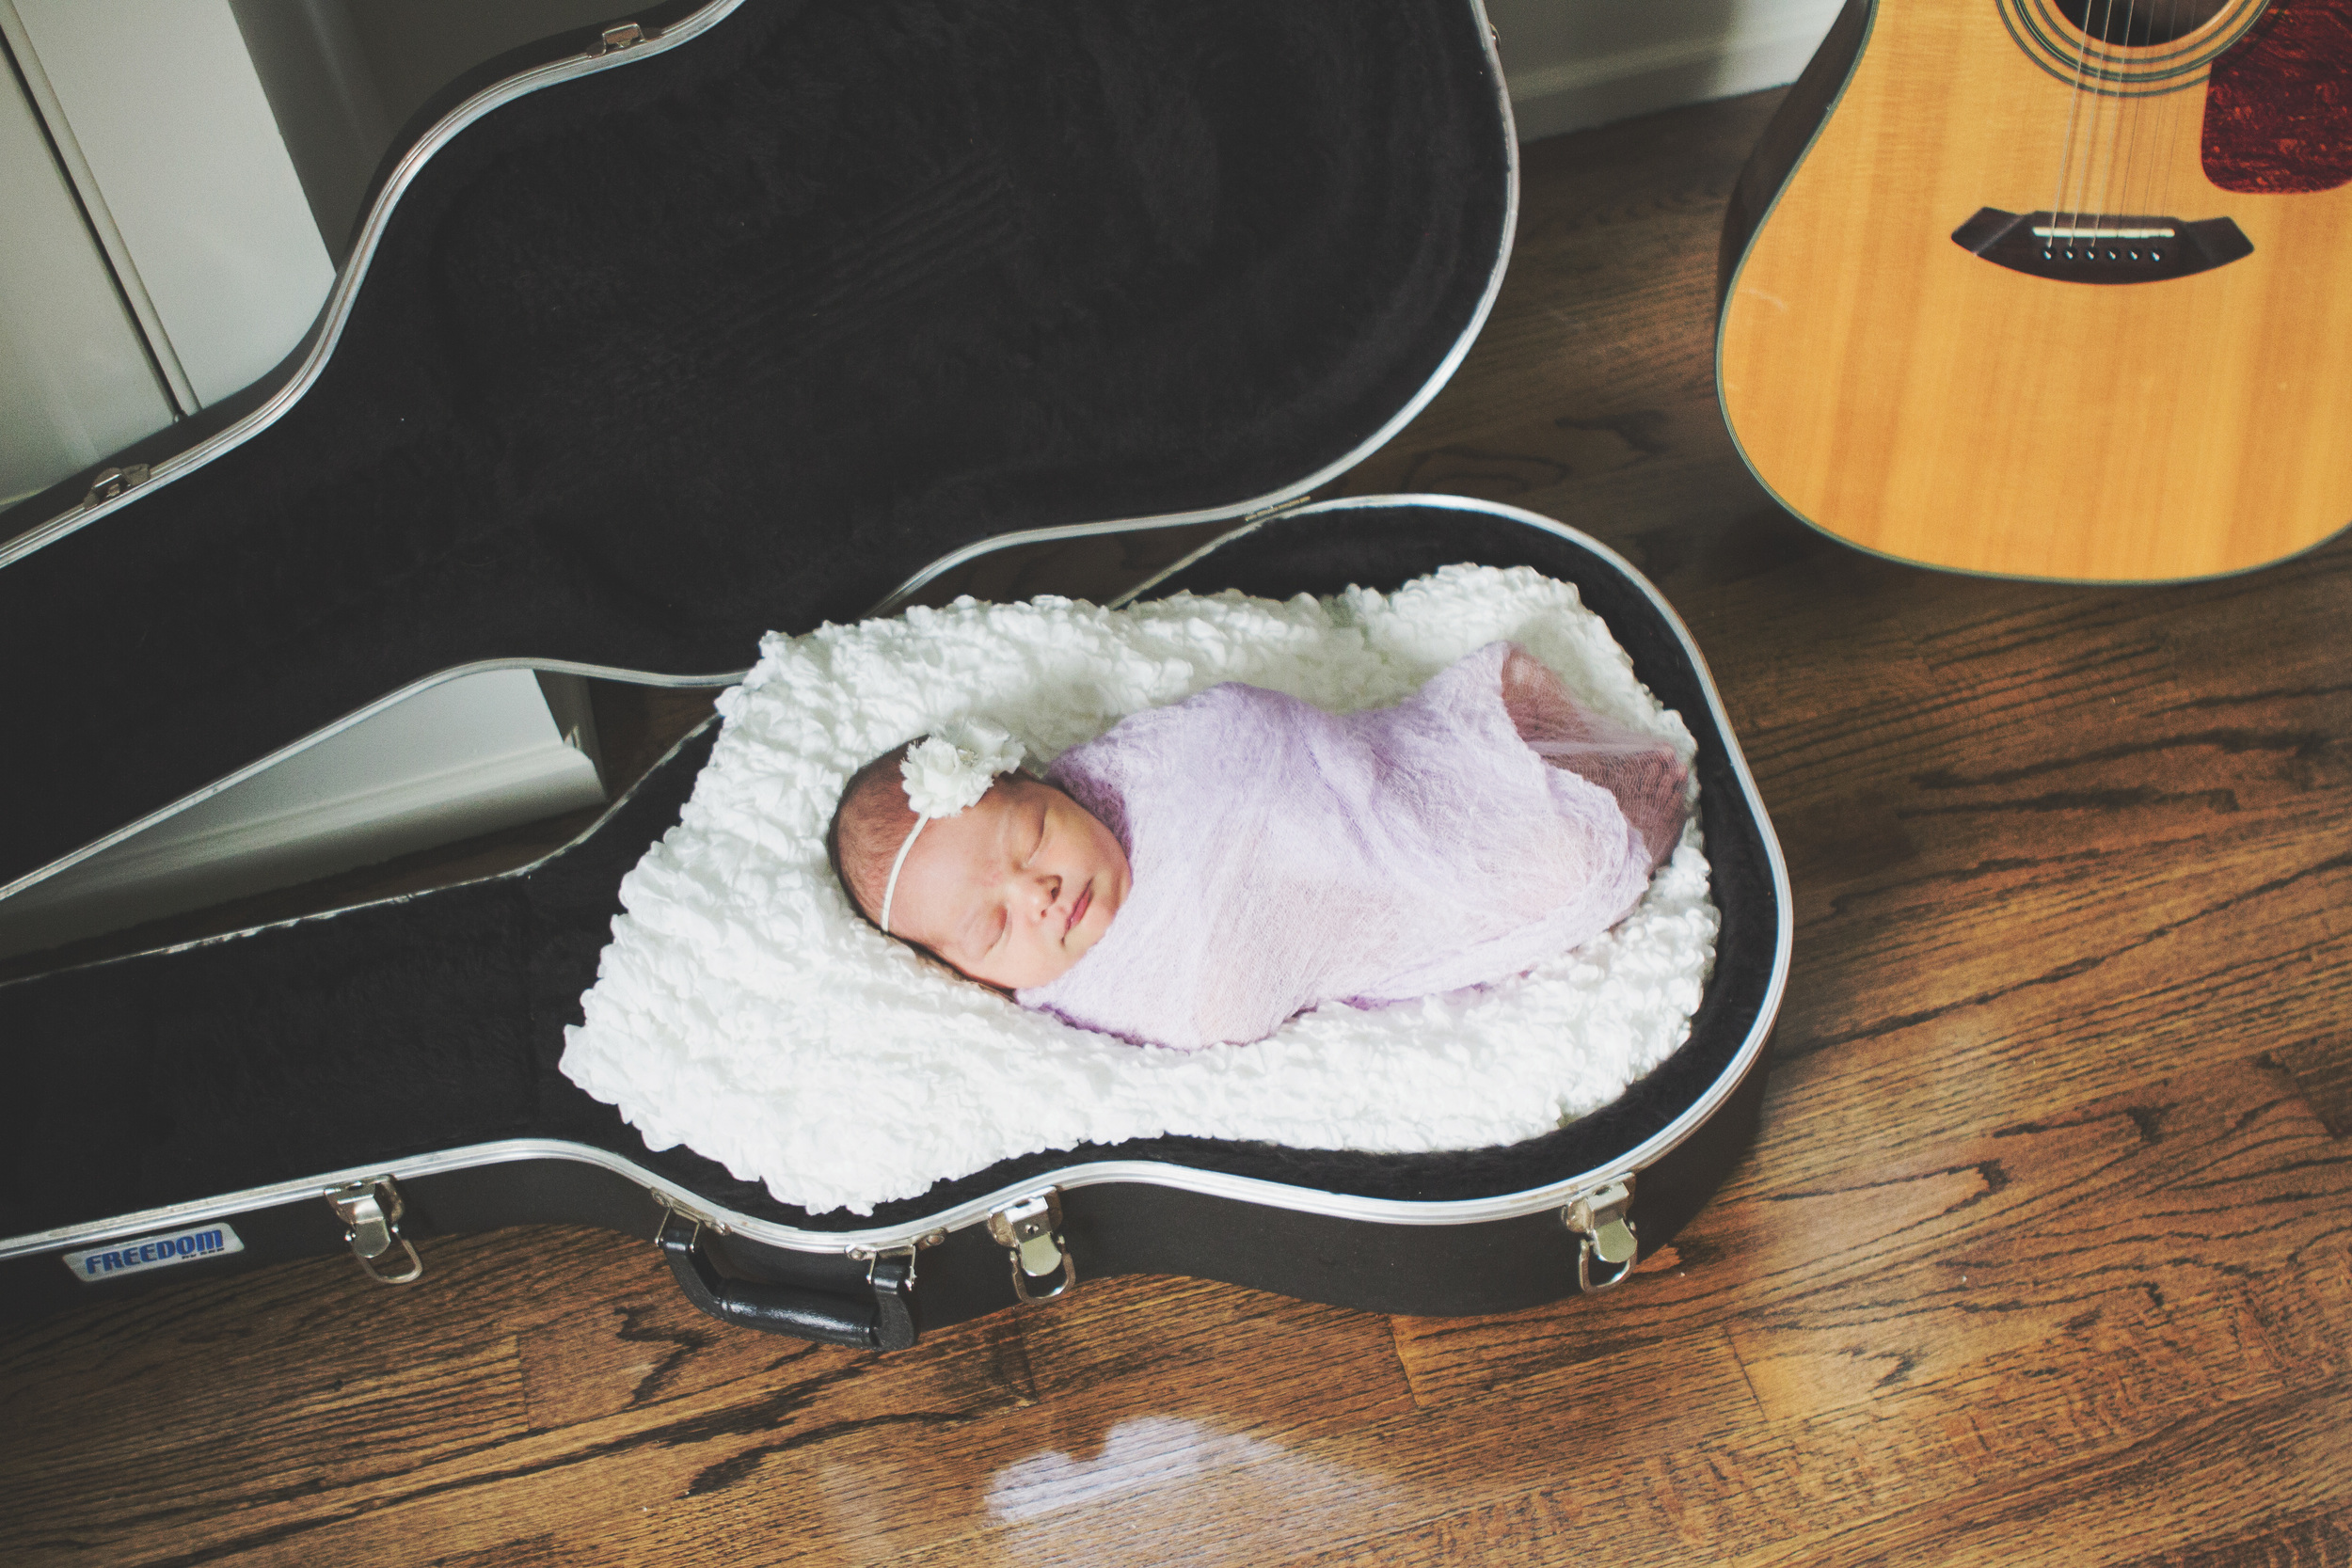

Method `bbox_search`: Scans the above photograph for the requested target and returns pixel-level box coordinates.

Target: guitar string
[2101,0,2187,250]
[2079,0,2117,232]
[2154,0,2201,242]
[2144,0,2185,228]
[2106,0,2155,229]
[2053,0,2106,235]
[2058,0,2099,231]
[2059,0,2220,258]
[2083,0,2129,233]
[2126,0,2154,227]
[2125,0,2172,230]
[2090,0,2126,230]
[2162,0,2205,225]
[2074,0,2129,236]
[2115,0,2163,233]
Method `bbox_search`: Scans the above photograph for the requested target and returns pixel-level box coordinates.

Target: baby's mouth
[1064,882,1092,940]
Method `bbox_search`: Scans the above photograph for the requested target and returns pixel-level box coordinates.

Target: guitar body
[1718,0,2352,581]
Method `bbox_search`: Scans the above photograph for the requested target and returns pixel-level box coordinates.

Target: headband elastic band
[878,815,929,936]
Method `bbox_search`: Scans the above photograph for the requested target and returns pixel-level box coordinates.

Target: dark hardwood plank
[1740,1379,2352,1568]
[1280,1248,2342,1568]
[2115,1503,2352,1568]
[1389,1055,2344,1410]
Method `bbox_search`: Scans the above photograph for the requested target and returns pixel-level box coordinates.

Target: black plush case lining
[0,505,1777,1241]
[0,0,1509,893]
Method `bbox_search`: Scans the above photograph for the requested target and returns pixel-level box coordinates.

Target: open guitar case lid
[0,0,1791,1347]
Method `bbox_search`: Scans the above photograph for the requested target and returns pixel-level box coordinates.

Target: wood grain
[4,86,2349,1567]
[1718,0,2352,580]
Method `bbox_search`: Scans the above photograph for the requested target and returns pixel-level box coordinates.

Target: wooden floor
[7,88,2351,1567]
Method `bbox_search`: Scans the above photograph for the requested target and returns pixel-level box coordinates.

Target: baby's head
[829,736,1130,990]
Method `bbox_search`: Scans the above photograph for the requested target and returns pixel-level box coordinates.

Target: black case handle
[658,1211,917,1350]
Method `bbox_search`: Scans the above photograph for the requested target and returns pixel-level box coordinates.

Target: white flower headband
[879,720,1025,936]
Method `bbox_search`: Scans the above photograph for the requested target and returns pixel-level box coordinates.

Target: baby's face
[888,775,1130,990]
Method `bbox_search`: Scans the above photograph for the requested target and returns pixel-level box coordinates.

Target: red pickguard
[2203,0,2352,192]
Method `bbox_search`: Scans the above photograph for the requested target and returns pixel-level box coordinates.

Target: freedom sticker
[64,1223,245,1282]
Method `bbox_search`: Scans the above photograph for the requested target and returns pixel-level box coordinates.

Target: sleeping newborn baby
[829,641,1689,1051]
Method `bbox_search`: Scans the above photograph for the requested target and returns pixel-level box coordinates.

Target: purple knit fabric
[1015,642,1688,1050]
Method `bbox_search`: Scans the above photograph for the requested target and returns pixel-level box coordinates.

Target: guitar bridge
[1951,208,2251,284]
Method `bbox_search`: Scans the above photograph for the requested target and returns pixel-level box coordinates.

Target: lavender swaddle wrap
[1019,642,1689,1050]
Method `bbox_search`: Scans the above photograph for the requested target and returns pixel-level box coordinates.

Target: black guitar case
[0,0,1789,1348]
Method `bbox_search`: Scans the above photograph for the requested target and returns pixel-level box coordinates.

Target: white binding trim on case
[0,499,1792,1266]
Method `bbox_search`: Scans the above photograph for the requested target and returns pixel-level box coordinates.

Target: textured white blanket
[560,565,1718,1214]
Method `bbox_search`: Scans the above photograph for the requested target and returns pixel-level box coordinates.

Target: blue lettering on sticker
[65,1223,244,1282]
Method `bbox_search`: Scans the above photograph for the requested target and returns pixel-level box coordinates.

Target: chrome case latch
[326,1177,424,1286]
[987,1191,1075,1303]
[1564,1175,1638,1294]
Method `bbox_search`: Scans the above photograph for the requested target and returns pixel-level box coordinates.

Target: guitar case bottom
[0,502,1788,1348]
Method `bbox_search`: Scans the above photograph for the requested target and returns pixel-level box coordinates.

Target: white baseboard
[1496,0,1845,144]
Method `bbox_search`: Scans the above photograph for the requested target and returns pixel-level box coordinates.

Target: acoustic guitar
[1716,0,2352,581]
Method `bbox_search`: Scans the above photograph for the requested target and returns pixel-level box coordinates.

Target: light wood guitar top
[1718,0,2352,581]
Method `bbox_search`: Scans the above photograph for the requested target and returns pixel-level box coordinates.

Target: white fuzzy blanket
[560,565,1718,1214]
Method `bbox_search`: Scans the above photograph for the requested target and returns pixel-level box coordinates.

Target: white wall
[4,0,335,413]
[1489,0,1845,144]
[0,63,175,509]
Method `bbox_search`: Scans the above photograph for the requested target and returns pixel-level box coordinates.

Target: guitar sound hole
[2050,0,2231,47]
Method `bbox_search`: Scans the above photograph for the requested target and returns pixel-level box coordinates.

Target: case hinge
[847,1230,946,1350]
[82,465,149,509]
[588,21,655,56]
[325,1177,424,1286]
[1563,1174,1637,1294]
[846,1228,946,1280]
[987,1191,1076,1303]
[1240,493,1313,526]
[649,1189,729,1237]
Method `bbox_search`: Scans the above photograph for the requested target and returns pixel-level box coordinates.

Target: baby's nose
[1023,870,1061,917]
